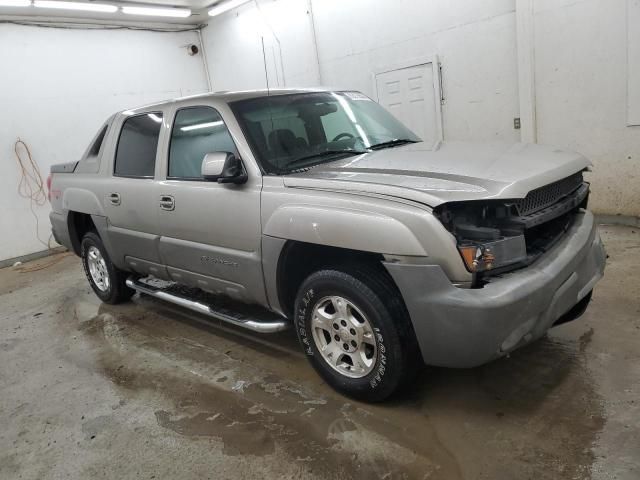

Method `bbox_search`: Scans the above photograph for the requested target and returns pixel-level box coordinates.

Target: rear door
[102,111,165,276]
[156,102,265,305]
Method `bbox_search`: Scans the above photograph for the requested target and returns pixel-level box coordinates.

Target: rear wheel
[81,231,134,304]
[294,267,419,402]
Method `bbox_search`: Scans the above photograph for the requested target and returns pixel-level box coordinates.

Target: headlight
[457,236,527,273]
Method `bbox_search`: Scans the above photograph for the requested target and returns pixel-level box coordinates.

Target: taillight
[46,174,52,202]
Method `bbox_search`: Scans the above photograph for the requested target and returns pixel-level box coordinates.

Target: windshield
[231,91,421,174]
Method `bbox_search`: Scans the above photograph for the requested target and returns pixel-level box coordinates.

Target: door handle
[159,195,175,211]
[109,193,121,206]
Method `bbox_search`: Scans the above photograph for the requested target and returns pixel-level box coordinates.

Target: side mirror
[201,152,247,184]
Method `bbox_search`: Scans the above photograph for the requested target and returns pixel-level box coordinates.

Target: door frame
[371,54,444,143]
[153,98,267,305]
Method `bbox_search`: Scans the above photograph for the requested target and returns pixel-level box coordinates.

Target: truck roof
[120,87,337,114]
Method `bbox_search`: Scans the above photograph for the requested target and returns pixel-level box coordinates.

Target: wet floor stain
[154,410,276,456]
[2,248,626,480]
[54,292,607,480]
[68,307,465,479]
[580,327,595,352]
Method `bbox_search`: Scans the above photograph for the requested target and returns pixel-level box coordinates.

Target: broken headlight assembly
[437,202,528,274]
[435,173,590,278]
[436,192,588,278]
[457,236,527,273]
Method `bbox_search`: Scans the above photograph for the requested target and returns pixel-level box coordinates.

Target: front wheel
[294,267,419,402]
[81,231,134,304]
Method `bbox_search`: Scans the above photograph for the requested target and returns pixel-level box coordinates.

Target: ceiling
[0,0,232,25]
[129,0,212,6]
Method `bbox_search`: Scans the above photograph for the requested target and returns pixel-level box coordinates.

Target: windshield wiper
[286,149,366,169]
[367,139,419,150]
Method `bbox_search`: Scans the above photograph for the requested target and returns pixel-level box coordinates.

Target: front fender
[263,205,427,256]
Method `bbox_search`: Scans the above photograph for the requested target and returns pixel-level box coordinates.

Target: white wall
[625,0,640,126]
[201,0,520,143]
[201,0,320,91]
[532,0,640,216]
[0,24,208,262]
[312,0,520,143]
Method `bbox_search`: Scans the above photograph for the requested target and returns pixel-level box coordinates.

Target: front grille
[516,171,584,216]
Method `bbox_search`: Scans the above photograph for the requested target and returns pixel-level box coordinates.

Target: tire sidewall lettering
[297,288,315,356]
[369,328,387,389]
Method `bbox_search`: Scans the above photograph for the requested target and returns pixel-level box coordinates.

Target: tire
[81,231,134,305]
[294,266,420,402]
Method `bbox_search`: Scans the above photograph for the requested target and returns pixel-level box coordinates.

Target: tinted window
[231,92,420,174]
[87,124,108,158]
[169,107,238,179]
[114,113,163,177]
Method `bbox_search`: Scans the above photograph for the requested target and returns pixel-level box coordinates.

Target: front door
[156,105,265,305]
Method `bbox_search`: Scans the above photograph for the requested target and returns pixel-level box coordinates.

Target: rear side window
[87,124,108,158]
[114,112,163,178]
[168,106,238,180]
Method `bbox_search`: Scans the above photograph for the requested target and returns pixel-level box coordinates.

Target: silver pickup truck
[49,88,606,401]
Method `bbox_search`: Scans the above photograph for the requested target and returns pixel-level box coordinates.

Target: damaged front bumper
[384,210,606,368]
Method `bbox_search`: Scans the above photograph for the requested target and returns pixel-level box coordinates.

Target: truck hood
[283,141,591,207]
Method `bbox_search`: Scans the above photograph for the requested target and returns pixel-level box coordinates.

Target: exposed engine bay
[435,171,590,282]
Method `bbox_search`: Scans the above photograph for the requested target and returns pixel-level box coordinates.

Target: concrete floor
[0,225,638,480]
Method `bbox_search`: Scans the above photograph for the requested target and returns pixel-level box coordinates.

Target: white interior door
[375,58,443,144]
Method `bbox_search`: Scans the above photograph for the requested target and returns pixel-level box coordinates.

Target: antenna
[261,36,270,95]
[261,35,279,171]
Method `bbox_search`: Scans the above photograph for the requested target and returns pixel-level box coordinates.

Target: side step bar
[125,277,290,333]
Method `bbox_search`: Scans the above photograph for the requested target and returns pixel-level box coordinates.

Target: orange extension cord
[12,139,68,273]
